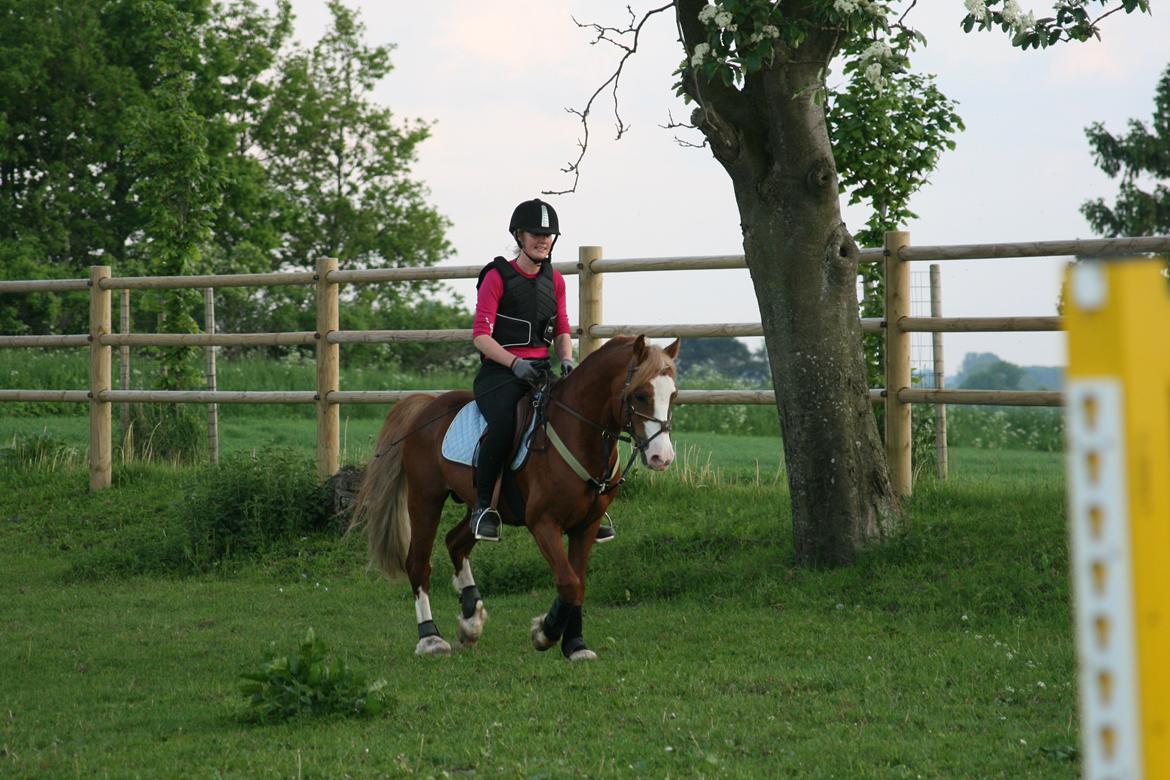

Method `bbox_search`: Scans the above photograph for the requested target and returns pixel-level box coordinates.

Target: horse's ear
[664,339,680,360]
[633,335,647,360]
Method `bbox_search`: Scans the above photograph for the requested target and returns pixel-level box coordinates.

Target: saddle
[440,383,554,526]
[440,395,540,471]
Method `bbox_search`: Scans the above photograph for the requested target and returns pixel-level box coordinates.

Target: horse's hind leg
[407,490,452,656]
[446,513,487,646]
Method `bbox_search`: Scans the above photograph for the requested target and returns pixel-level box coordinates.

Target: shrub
[239,628,391,722]
[181,447,331,568]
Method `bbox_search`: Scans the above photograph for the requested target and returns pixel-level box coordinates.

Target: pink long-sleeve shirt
[473,259,571,360]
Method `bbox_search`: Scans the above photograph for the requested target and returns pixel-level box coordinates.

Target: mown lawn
[0,430,1077,778]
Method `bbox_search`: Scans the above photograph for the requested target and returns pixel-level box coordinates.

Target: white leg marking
[413,590,451,655]
[643,375,676,470]
[414,590,433,624]
[453,559,486,647]
[453,559,475,592]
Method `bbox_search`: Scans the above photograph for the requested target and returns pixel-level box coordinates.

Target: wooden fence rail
[1,233,1168,493]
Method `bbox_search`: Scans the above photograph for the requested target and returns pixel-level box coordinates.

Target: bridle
[546,356,674,495]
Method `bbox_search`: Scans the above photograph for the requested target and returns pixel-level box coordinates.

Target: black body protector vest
[476,256,557,350]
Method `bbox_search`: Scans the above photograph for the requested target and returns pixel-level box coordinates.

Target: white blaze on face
[643,374,676,470]
[414,590,433,624]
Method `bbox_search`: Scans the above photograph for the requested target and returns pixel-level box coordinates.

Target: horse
[350,335,681,660]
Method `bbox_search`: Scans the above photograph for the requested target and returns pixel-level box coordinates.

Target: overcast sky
[283,1,1169,371]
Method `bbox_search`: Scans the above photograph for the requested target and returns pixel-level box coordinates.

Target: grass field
[0,412,1079,778]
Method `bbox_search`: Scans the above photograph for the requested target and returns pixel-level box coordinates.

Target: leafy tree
[0,0,459,371]
[570,0,1148,565]
[255,0,453,366]
[959,359,1025,391]
[1081,62,1170,237]
[676,337,771,384]
[828,71,963,394]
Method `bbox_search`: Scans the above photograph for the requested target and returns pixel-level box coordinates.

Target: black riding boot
[595,512,615,543]
[470,503,501,542]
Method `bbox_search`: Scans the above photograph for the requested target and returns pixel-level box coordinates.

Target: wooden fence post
[578,245,603,360]
[929,264,948,480]
[89,266,112,490]
[204,288,219,465]
[119,289,130,436]
[884,231,912,497]
[316,257,340,479]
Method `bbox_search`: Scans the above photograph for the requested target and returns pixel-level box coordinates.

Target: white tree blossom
[964,0,990,22]
[691,41,710,66]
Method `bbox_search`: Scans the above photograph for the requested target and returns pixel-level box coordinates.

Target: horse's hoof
[456,600,487,646]
[415,635,452,656]
[567,647,598,662]
[531,615,556,651]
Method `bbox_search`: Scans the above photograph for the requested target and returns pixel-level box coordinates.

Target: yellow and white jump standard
[1064,257,1170,780]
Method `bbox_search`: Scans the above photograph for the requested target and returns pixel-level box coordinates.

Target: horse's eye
[633,392,649,404]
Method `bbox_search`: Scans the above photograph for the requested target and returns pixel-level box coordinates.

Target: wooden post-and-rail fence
[2,233,1168,495]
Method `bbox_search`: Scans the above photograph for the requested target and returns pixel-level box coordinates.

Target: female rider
[469,198,614,543]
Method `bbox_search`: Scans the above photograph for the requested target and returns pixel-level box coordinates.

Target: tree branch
[543,3,674,196]
[661,110,707,148]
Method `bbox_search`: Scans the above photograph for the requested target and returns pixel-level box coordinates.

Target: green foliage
[254,0,454,339]
[962,0,1150,49]
[239,628,390,723]
[0,431,83,471]
[960,360,1026,391]
[123,403,207,463]
[675,337,770,385]
[828,69,963,391]
[0,0,461,347]
[946,407,1064,452]
[180,447,331,568]
[1082,62,1170,239]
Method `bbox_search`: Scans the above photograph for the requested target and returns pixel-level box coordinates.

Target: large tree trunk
[677,2,898,565]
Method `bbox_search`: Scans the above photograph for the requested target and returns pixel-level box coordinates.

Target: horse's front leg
[561,520,599,661]
[528,519,596,661]
[445,510,487,647]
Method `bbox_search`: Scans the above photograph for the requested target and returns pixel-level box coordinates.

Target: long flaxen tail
[349,394,435,579]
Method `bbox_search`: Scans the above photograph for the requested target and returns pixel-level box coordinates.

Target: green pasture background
[0,351,1079,777]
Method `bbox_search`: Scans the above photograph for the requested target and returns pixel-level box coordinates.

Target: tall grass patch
[946,406,1063,451]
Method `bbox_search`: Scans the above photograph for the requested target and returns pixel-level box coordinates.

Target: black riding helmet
[509,199,560,261]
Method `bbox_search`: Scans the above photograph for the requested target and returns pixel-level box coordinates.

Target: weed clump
[239,628,391,722]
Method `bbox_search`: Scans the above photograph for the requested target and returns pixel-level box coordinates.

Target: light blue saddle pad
[441,401,536,470]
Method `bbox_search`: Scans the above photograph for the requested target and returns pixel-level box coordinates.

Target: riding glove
[560,358,575,377]
[511,357,539,383]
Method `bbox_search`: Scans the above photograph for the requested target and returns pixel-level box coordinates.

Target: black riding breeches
[472,360,538,506]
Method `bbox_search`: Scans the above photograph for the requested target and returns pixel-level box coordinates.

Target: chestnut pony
[350,335,680,660]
